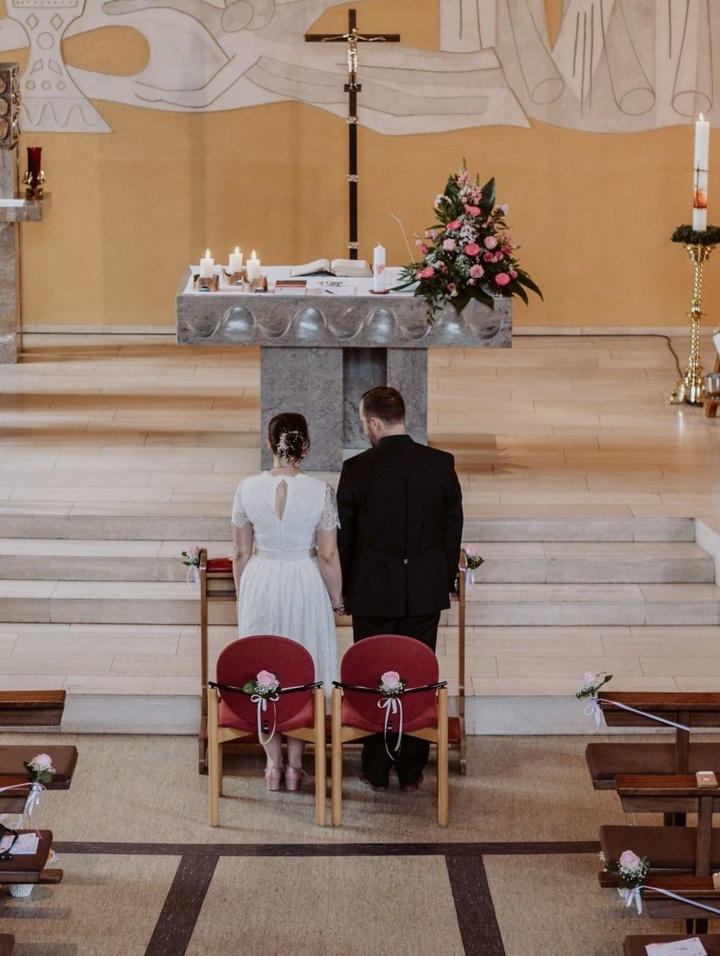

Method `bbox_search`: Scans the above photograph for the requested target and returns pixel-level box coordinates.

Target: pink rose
[581,671,596,685]
[484,236,498,250]
[442,238,457,251]
[31,753,54,770]
[464,242,480,256]
[447,219,461,230]
[417,265,435,279]
[464,205,480,216]
[466,543,480,556]
[619,850,641,870]
[381,671,401,690]
[256,670,277,688]
[416,240,428,255]
[483,252,494,262]
[470,264,484,279]
[186,545,200,559]
[494,273,511,286]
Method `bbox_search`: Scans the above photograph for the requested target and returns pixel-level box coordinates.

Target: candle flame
[205,249,210,257]
[234,246,240,254]
[251,249,256,258]
[700,114,705,122]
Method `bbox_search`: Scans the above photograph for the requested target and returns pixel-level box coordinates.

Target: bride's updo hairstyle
[268,412,310,464]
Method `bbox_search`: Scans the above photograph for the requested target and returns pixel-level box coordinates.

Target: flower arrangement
[606,849,650,888]
[576,670,613,700]
[378,671,406,697]
[397,161,542,320]
[243,670,280,700]
[23,753,55,785]
[672,224,720,246]
[464,543,484,571]
[181,545,201,567]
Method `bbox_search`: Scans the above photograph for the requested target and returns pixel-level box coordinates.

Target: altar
[176,267,512,470]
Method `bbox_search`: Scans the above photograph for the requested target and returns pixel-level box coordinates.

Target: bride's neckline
[268,467,302,478]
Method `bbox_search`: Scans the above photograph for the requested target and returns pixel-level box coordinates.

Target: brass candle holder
[670,241,716,405]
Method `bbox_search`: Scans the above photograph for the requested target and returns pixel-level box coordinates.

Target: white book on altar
[290,257,372,278]
[645,939,707,955]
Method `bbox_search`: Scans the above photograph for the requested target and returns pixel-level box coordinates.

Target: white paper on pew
[0,832,39,855]
[713,331,720,358]
[645,938,707,955]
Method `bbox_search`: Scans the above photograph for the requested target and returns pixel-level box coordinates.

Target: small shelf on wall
[0,194,48,222]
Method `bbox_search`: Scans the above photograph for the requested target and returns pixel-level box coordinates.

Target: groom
[336,386,464,791]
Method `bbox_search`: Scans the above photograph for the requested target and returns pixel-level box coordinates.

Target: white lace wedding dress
[231,471,339,692]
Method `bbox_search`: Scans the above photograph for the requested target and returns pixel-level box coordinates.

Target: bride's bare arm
[232,521,254,592]
[316,527,344,612]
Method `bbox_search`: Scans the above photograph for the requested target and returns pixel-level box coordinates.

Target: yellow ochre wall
[8,0,717,330]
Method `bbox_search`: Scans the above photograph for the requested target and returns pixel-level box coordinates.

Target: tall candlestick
[199,248,214,279]
[246,250,261,281]
[228,247,243,273]
[693,114,709,231]
[373,242,386,292]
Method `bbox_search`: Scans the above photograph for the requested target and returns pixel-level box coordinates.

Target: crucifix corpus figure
[305,9,400,259]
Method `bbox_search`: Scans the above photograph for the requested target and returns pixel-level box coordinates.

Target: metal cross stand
[305,9,399,259]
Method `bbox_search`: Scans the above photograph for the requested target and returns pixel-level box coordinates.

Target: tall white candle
[228,247,243,273]
[246,250,261,281]
[199,249,214,279]
[373,242,386,292]
[693,114,709,231]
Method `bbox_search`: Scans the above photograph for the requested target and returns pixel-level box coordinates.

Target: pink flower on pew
[575,670,613,700]
[181,545,201,567]
[378,671,406,697]
[24,753,55,785]
[607,849,649,888]
[243,671,280,699]
[464,544,484,571]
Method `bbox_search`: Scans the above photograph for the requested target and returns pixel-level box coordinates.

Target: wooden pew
[196,546,469,776]
[0,829,62,886]
[586,692,720,791]
[0,691,65,727]
[0,935,14,956]
[624,934,720,955]
[601,872,720,937]
[0,745,79,812]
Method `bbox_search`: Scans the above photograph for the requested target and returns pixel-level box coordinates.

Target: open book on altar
[290,257,372,278]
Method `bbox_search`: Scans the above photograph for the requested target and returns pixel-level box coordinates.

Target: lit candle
[228,246,243,274]
[246,250,261,281]
[693,114,709,231]
[373,242,386,293]
[199,248,214,279]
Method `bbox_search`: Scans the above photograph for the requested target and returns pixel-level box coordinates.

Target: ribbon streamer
[186,565,200,589]
[596,697,691,733]
[618,885,643,914]
[642,884,720,918]
[378,696,404,760]
[250,693,279,744]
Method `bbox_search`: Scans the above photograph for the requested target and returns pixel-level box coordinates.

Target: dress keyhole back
[275,479,288,520]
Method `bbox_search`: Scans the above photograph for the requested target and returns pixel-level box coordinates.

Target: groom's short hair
[360,386,406,425]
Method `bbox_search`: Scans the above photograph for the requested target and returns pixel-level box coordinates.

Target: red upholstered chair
[331,634,449,826]
[207,635,326,826]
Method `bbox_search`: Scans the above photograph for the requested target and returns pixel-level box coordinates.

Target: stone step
[448,582,720,627]
[0,538,711,584]
[1,579,719,626]
[0,539,231,582]
[0,513,696,542]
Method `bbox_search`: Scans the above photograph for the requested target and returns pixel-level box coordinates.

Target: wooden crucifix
[305,9,400,259]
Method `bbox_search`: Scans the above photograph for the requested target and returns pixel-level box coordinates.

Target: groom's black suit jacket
[337,434,464,618]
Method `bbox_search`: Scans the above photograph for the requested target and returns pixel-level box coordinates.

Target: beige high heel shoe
[284,766,307,792]
[264,766,283,791]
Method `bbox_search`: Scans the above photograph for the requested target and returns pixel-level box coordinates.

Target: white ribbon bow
[186,565,200,589]
[618,885,643,914]
[378,696,404,759]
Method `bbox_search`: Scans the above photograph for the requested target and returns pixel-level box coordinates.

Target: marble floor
[0,331,719,730]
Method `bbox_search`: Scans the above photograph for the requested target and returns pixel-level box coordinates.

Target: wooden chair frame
[330,684,449,826]
[207,683,327,827]
[197,546,468,776]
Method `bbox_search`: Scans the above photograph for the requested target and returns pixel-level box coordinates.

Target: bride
[231,411,343,791]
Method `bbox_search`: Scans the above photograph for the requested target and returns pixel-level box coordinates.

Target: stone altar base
[176,268,512,470]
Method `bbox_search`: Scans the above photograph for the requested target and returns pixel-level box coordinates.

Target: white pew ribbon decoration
[181,545,201,589]
[378,671,406,760]
[606,849,650,914]
[576,671,613,729]
[243,670,280,744]
[461,544,484,587]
